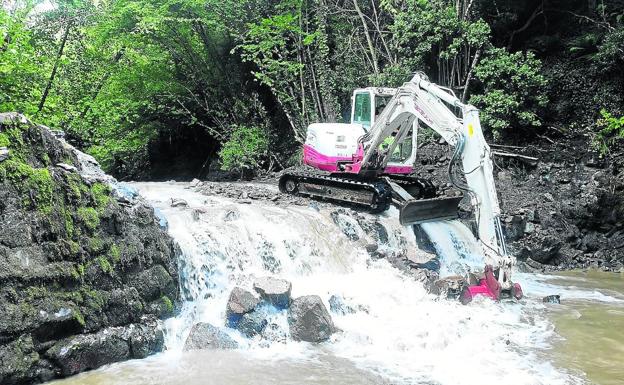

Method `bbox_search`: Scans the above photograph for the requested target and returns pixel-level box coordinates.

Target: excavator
[279,72,523,302]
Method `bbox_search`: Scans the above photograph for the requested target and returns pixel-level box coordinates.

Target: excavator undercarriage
[278,170,463,225]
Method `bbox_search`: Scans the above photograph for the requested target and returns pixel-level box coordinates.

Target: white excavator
[279,72,523,302]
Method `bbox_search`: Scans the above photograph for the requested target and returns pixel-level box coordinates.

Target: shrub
[470,48,548,139]
[219,125,268,174]
[595,109,624,154]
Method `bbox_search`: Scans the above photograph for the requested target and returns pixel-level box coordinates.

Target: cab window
[353,92,371,130]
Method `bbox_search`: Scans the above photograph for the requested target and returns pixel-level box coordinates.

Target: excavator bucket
[398,196,463,226]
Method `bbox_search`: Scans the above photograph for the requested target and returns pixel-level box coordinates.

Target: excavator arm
[357,73,516,293]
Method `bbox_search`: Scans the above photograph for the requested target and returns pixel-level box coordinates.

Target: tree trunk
[38,21,72,113]
[352,0,379,75]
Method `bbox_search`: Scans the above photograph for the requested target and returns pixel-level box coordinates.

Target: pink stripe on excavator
[303,144,413,175]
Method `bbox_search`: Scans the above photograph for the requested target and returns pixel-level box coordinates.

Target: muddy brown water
[545,271,624,385]
[46,271,624,385]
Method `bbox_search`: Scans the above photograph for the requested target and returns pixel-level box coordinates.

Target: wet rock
[0,147,8,162]
[237,310,268,337]
[253,277,292,309]
[183,323,238,351]
[434,276,467,298]
[226,287,260,326]
[56,163,77,172]
[328,295,368,315]
[288,295,336,342]
[46,316,163,376]
[170,198,188,207]
[189,178,201,187]
[543,295,561,304]
[529,236,562,264]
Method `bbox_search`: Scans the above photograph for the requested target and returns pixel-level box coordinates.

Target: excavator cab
[351,88,418,170]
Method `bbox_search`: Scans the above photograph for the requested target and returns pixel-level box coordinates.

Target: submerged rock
[543,295,561,304]
[253,277,292,309]
[288,295,336,342]
[170,198,188,207]
[183,323,238,351]
[328,295,369,315]
[226,287,260,326]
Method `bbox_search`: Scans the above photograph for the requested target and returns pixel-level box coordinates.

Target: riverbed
[46,182,624,385]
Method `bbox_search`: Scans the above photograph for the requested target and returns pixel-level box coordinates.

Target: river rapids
[48,181,624,385]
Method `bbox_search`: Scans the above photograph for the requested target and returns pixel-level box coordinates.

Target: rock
[189,178,201,187]
[237,310,268,337]
[46,316,163,376]
[288,296,336,342]
[183,323,238,351]
[543,295,561,304]
[530,236,562,264]
[365,243,378,254]
[328,295,368,315]
[0,113,180,384]
[253,277,292,309]
[434,276,467,298]
[56,163,78,172]
[226,287,260,326]
[170,198,188,207]
[0,147,8,162]
[544,192,555,202]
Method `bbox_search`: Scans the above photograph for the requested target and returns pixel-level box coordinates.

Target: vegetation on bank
[1,0,623,178]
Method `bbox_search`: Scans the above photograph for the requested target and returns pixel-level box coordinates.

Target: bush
[595,109,624,154]
[218,125,268,174]
[470,48,548,139]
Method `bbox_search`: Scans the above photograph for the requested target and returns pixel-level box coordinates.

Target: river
[47,182,623,385]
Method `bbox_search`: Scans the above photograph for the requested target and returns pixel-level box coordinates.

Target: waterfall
[132,182,581,385]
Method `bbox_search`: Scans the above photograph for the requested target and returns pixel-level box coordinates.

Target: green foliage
[595,109,624,154]
[219,125,269,172]
[470,48,547,138]
[77,207,99,231]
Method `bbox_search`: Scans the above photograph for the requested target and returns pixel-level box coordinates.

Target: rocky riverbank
[0,114,180,384]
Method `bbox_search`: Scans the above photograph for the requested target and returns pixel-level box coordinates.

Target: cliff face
[0,113,180,384]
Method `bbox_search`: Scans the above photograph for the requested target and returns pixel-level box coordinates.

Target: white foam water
[132,182,584,385]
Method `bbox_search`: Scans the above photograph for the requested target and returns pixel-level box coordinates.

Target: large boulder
[253,277,292,309]
[226,287,260,326]
[183,323,238,351]
[288,296,336,342]
[0,113,180,384]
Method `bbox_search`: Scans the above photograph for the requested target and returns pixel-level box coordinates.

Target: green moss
[108,243,121,263]
[88,237,105,253]
[96,256,112,274]
[68,240,80,255]
[77,207,99,231]
[0,132,9,147]
[81,288,105,310]
[161,295,174,313]
[65,173,83,200]
[0,159,54,213]
[64,209,74,238]
[91,183,111,213]
[76,263,85,276]
[73,309,86,327]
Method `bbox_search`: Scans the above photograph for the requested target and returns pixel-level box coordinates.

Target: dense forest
[1,0,623,179]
